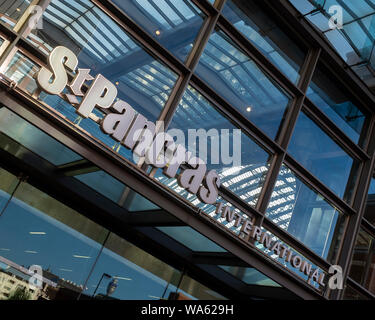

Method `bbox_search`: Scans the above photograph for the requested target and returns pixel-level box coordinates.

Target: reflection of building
[0,270,39,300]
[0,0,374,301]
[0,256,53,300]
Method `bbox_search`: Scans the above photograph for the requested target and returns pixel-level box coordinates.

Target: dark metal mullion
[255,48,321,219]
[94,0,189,76]
[362,218,375,239]
[156,3,222,128]
[346,276,375,300]
[0,75,322,300]
[262,218,332,271]
[190,74,283,156]
[183,0,202,18]
[333,114,375,300]
[0,0,52,68]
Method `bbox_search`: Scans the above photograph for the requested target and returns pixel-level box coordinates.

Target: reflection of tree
[7,287,31,301]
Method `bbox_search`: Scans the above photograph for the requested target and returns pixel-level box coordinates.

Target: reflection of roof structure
[200,32,287,112]
[289,0,375,90]
[27,0,179,119]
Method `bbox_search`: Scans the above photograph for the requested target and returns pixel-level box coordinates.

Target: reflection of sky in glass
[266,165,343,262]
[0,108,82,166]
[196,29,290,140]
[307,63,366,144]
[0,192,105,288]
[288,112,357,201]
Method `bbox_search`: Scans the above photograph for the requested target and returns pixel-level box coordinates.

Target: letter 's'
[37,46,78,95]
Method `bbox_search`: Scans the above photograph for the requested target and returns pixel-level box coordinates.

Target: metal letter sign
[37,46,325,288]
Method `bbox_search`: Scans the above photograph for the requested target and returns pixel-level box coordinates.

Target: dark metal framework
[0,0,374,300]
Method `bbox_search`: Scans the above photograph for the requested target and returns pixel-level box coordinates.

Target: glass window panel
[111,0,206,62]
[0,107,82,166]
[288,111,359,201]
[176,274,227,300]
[4,1,179,163]
[365,178,375,226]
[196,29,291,139]
[75,170,160,212]
[0,168,19,214]
[3,49,172,165]
[219,266,281,287]
[222,0,306,84]
[266,165,345,263]
[82,232,182,300]
[349,229,375,295]
[168,85,271,207]
[307,63,367,144]
[75,170,127,204]
[154,170,254,233]
[0,180,109,300]
[343,285,370,300]
[157,226,227,252]
[0,0,30,29]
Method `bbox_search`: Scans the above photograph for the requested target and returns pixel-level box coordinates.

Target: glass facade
[195,28,291,139]
[0,0,373,301]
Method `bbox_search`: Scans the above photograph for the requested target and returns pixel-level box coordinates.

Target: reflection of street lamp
[92,273,111,299]
[106,278,118,296]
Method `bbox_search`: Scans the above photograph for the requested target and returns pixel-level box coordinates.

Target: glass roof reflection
[26,0,178,123]
[219,265,281,287]
[157,226,227,252]
[289,0,375,89]
[111,0,206,62]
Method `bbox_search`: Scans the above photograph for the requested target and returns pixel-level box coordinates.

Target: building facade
[0,0,374,300]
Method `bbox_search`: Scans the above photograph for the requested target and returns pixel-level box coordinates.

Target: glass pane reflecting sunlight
[266,165,345,263]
